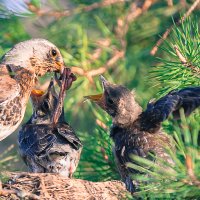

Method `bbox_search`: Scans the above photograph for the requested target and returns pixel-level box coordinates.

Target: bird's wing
[57,123,82,150]
[139,87,200,132]
[0,65,20,104]
[18,124,56,159]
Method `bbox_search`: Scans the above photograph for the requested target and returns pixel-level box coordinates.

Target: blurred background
[0,0,199,177]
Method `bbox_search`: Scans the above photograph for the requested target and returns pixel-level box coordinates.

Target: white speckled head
[1,38,64,75]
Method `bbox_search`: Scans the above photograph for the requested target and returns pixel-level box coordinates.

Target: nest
[0,172,128,200]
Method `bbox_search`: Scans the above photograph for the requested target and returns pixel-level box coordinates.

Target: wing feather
[139,87,200,132]
[57,123,82,150]
[0,65,20,104]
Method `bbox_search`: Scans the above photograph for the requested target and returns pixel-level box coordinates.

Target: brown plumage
[18,69,82,177]
[0,39,64,140]
[85,76,200,192]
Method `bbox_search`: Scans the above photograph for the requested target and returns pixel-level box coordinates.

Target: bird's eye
[42,101,50,111]
[51,49,57,57]
[107,97,114,105]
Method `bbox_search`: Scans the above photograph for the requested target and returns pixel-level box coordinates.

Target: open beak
[31,77,56,101]
[84,75,109,108]
[31,89,45,107]
[84,93,103,102]
[31,89,45,97]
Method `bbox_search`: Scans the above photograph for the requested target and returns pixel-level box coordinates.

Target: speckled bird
[0,39,64,141]
[85,76,200,192]
[18,76,82,177]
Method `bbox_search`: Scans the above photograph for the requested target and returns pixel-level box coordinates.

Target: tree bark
[0,172,129,200]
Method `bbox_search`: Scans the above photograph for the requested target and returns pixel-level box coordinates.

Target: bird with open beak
[18,69,82,177]
[85,75,200,192]
[0,39,64,141]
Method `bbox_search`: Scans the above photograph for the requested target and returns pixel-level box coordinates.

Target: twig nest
[1,172,128,200]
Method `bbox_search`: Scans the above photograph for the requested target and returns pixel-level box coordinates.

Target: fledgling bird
[0,39,64,141]
[18,73,82,177]
[85,76,200,192]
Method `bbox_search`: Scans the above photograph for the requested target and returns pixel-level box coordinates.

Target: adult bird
[85,76,200,192]
[18,71,82,177]
[0,38,64,141]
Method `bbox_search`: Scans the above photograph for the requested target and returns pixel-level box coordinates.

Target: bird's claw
[125,177,137,193]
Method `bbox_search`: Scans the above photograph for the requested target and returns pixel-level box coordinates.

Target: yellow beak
[31,89,45,97]
[56,62,64,74]
[84,93,103,102]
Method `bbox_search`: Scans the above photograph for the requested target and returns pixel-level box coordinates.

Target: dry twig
[173,45,200,77]
[27,0,128,19]
[28,0,154,84]
[185,155,200,187]
[96,119,108,130]
[150,0,200,55]
[71,50,124,83]
[116,0,155,49]
[167,0,173,7]
[0,188,40,200]
[68,0,154,83]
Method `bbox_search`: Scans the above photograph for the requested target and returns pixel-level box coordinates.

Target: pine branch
[173,45,200,78]
[151,16,200,95]
[128,112,200,198]
[150,0,200,55]
[185,155,200,187]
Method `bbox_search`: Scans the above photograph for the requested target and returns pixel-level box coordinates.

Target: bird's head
[2,38,64,76]
[85,76,142,126]
[30,79,63,124]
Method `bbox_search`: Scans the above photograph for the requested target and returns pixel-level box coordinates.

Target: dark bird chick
[85,76,200,192]
[18,76,82,178]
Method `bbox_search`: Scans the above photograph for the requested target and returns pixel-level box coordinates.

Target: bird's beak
[31,89,45,97]
[84,93,103,102]
[57,62,64,74]
[54,56,65,74]
[31,89,45,107]
[54,63,64,84]
[31,78,56,102]
[99,75,110,91]
[84,75,109,108]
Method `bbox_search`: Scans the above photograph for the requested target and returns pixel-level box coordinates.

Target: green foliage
[0,145,18,172]
[128,110,200,199]
[0,17,30,54]
[126,16,200,199]
[75,15,200,199]
[0,1,199,199]
[151,16,200,96]
[74,102,119,181]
